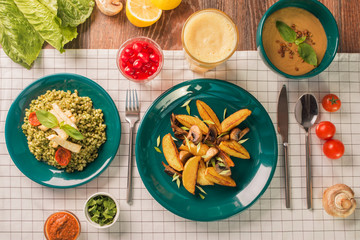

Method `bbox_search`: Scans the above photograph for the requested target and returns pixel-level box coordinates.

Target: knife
[277,85,290,208]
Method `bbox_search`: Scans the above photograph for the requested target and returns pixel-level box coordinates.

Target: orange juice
[182,9,238,72]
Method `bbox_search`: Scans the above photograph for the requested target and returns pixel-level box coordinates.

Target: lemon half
[126,0,162,27]
[150,0,182,10]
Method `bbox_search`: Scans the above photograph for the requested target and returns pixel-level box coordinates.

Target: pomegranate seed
[143,43,148,49]
[147,48,154,54]
[128,57,135,64]
[138,52,149,63]
[133,43,143,52]
[149,53,159,63]
[121,62,126,68]
[121,54,129,62]
[133,59,143,69]
[124,66,134,75]
[124,48,133,56]
[147,71,153,76]
[151,66,157,72]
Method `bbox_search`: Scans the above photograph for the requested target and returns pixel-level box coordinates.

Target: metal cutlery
[125,89,140,205]
[294,93,319,209]
[277,85,290,208]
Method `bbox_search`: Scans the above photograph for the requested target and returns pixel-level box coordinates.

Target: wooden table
[67,0,359,52]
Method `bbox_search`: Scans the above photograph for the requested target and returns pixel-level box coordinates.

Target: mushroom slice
[323,184,356,218]
[161,162,182,178]
[203,147,219,162]
[96,0,123,16]
[230,127,249,141]
[216,134,229,145]
[179,151,193,165]
[203,125,217,145]
[170,113,187,140]
[187,125,202,145]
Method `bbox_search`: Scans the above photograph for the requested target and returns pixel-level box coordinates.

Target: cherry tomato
[316,121,336,140]
[55,147,71,166]
[323,139,344,159]
[322,94,341,112]
[29,111,41,126]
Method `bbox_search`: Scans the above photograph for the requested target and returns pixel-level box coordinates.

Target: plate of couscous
[5,73,121,188]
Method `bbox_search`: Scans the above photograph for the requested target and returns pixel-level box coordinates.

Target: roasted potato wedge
[179,151,193,165]
[196,100,222,133]
[218,150,235,167]
[218,140,250,159]
[179,142,209,156]
[197,159,214,186]
[162,133,184,171]
[175,115,208,135]
[183,156,201,194]
[221,109,251,132]
[205,167,236,187]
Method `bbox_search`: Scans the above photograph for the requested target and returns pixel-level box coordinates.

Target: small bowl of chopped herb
[84,192,120,228]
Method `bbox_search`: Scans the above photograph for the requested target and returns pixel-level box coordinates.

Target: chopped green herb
[295,35,306,45]
[203,120,215,125]
[201,155,208,159]
[171,136,178,141]
[86,195,117,226]
[196,185,207,195]
[219,170,230,176]
[60,122,84,140]
[181,100,191,107]
[218,162,226,167]
[199,193,205,199]
[197,143,201,153]
[184,135,191,150]
[218,131,229,138]
[276,21,297,43]
[156,135,161,147]
[36,110,58,128]
[211,158,216,168]
[238,138,249,144]
[298,42,318,66]
[216,157,224,162]
[180,126,190,131]
[154,147,162,153]
[223,108,227,120]
[186,105,190,115]
[172,173,180,181]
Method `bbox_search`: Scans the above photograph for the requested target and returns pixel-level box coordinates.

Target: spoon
[294,93,319,209]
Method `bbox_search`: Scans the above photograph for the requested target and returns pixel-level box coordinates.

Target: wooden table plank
[65,0,358,52]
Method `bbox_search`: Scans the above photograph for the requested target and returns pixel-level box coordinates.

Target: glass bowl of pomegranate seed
[117,36,164,83]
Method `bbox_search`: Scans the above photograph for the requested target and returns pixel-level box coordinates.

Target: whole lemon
[150,0,182,10]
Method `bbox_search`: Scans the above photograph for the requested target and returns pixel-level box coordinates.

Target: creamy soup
[262,7,327,76]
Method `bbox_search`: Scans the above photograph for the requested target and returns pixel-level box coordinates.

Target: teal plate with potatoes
[5,73,121,188]
[135,79,278,221]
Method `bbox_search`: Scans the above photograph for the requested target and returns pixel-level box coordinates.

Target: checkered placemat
[0,49,359,240]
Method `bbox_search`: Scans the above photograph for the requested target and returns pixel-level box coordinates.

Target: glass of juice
[181,9,239,73]
[117,36,163,83]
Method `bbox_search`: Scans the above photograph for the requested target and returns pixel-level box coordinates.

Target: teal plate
[5,73,121,188]
[136,79,278,221]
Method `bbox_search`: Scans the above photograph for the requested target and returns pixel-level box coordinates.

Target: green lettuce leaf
[57,0,95,27]
[0,0,44,69]
[14,0,77,53]
[38,0,58,15]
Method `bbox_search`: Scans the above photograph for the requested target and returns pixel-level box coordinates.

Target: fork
[125,89,140,205]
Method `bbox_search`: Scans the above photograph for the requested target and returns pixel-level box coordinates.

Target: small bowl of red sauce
[117,36,164,83]
[44,211,80,240]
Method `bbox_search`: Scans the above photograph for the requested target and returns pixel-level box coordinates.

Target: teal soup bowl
[256,0,339,79]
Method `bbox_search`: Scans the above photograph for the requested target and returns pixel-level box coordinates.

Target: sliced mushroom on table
[323,184,356,218]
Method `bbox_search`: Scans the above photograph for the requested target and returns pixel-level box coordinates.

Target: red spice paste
[45,211,80,240]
